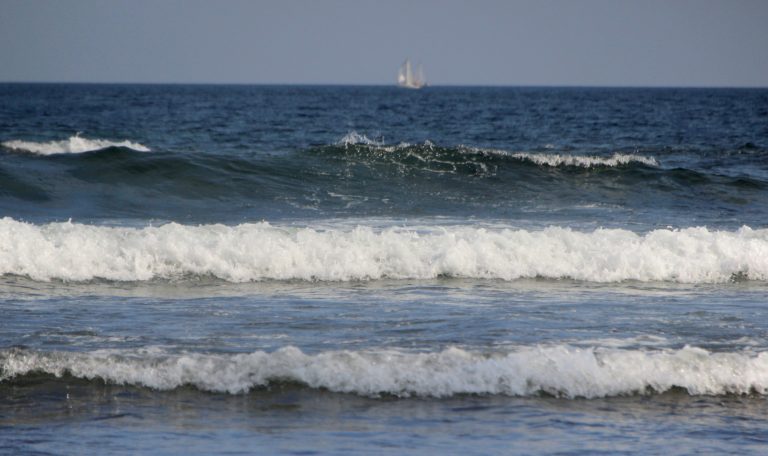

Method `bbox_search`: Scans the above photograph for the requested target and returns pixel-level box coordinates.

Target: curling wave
[0,218,766,283]
[1,134,150,155]
[2,345,767,398]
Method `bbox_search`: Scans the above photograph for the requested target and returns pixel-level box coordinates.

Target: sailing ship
[397,59,426,89]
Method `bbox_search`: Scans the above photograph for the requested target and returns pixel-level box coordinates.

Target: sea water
[1,84,768,454]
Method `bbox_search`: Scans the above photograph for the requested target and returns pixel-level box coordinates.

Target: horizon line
[1,81,767,90]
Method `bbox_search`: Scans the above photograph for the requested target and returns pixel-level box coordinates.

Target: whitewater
[3,345,767,398]
[1,217,766,283]
[2,134,150,155]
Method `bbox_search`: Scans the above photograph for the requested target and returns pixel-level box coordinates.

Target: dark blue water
[1,84,768,454]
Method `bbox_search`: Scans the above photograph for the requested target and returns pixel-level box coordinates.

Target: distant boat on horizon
[397,59,426,89]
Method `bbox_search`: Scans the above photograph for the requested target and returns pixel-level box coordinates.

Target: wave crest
[1,134,150,155]
[331,133,658,172]
[507,151,658,168]
[0,218,766,283]
[2,345,767,398]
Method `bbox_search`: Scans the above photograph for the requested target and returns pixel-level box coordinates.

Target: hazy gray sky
[1,0,767,86]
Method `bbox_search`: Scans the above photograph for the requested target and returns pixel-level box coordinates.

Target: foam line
[507,151,658,167]
[2,345,766,398]
[0,218,765,283]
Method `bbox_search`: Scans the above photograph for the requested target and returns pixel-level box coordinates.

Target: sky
[1,0,767,87]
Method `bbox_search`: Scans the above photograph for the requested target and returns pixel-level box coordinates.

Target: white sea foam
[0,218,766,283]
[464,147,659,168]
[509,151,658,167]
[1,134,150,155]
[2,345,767,398]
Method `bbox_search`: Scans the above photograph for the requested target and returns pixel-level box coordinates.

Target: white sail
[405,59,413,86]
[397,60,407,84]
[416,63,425,86]
[397,58,425,89]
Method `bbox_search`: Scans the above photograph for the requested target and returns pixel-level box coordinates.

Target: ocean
[1,83,767,454]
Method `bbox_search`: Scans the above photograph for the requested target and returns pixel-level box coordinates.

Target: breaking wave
[507,151,658,167]
[2,345,767,398]
[334,132,658,169]
[1,134,150,155]
[0,217,766,283]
